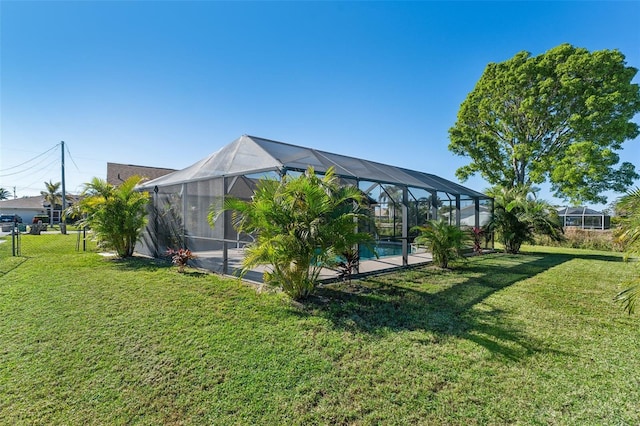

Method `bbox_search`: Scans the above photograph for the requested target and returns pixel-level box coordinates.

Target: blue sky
[1,1,639,209]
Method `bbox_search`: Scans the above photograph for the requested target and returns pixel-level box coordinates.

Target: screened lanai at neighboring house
[136,135,493,280]
[557,206,610,230]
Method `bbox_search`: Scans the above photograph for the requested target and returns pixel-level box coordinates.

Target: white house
[442,204,492,227]
[0,195,77,224]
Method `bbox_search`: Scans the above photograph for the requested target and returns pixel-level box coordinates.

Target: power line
[65,143,81,172]
[1,141,98,197]
[0,143,59,172]
[20,158,62,191]
[0,148,59,177]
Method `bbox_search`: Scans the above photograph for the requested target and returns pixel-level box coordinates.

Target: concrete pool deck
[190,248,434,284]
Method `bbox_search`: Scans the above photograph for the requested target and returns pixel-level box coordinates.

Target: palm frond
[212,166,374,299]
[615,284,639,315]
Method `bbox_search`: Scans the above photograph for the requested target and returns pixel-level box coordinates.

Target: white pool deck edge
[190,248,434,284]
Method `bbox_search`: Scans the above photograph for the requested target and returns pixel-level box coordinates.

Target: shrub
[167,248,197,273]
[471,226,485,255]
[413,220,469,269]
[487,185,563,254]
[209,166,375,300]
[535,228,623,252]
[76,176,149,258]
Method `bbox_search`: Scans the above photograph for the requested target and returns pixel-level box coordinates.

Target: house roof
[139,135,490,199]
[0,196,49,210]
[107,162,177,186]
[0,194,81,210]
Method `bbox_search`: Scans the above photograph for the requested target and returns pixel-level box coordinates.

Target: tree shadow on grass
[0,256,29,277]
[302,252,609,360]
[109,255,174,272]
[109,256,212,279]
[519,248,624,264]
[179,270,211,278]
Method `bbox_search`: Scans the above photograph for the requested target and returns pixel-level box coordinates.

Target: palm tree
[412,219,469,269]
[41,180,62,224]
[614,187,640,314]
[77,176,149,258]
[486,185,563,254]
[0,187,10,200]
[210,167,374,299]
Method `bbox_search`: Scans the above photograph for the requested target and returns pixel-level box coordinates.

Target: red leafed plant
[472,227,485,255]
[166,248,197,273]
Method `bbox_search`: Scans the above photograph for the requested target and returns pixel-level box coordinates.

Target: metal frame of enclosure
[557,206,610,230]
[136,135,493,280]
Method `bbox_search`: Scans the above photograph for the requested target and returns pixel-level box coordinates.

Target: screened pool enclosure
[557,206,610,230]
[136,135,493,280]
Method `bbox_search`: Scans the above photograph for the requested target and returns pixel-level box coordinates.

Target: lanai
[136,135,493,279]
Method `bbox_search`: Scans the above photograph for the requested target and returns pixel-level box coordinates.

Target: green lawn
[1,235,638,425]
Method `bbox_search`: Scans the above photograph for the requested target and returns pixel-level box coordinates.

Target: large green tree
[449,44,640,204]
[209,167,374,300]
[77,176,149,258]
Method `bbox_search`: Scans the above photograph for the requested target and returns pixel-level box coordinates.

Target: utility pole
[61,141,67,234]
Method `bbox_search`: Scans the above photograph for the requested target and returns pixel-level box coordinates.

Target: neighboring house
[0,164,174,225]
[107,162,176,186]
[442,204,493,227]
[0,195,78,224]
[557,206,610,230]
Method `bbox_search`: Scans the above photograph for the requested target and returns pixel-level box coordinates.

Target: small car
[0,214,22,223]
[32,214,50,224]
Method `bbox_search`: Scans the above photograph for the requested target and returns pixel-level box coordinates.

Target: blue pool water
[359,242,404,260]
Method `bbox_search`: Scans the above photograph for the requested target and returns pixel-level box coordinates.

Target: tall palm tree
[0,187,10,200]
[41,180,62,224]
[210,167,374,299]
[614,187,640,314]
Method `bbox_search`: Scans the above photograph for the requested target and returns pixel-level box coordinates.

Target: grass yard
[1,235,638,425]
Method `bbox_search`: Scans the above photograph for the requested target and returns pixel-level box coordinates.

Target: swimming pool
[359,241,404,260]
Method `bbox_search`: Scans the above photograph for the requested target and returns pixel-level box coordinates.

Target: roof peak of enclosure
[139,135,489,199]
